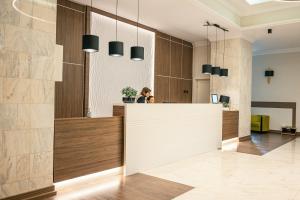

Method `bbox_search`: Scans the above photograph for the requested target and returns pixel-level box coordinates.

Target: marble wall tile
[0,0,21,27]
[0,131,4,159]
[0,104,18,130]
[0,0,59,197]
[3,78,31,103]
[31,80,54,104]
[30,30,56,56]
[4,24,56,57]
[0,180,30,199]
[52,45,63,81]
[18,53,31,79]
[2,130,31,157]
[30,152,53,178]
[30,104,54,128]
[0,156,16,185]
[31,128,54,153]
[16,154,30,181]
[4,24,32,54]
[29,175,53,191]
[17,104,31,129]
[0,51,30,78]
[0,24,4,50]
[31,0,57,34]
[0,78,3,103]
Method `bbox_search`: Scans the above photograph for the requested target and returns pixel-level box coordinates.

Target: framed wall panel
[155,76,170,103]
[171,42,183,78]
[55,0,86,118]
[182,46,193,79]
[155,37,171,76]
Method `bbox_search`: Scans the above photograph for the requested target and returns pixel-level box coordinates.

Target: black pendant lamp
[82,0,99,53]
[220,68,228,77]
[220,29,229,77]
[212,26,220,76]
[202,22,212,74]
[131,0,144,61]
[109,0,124,57]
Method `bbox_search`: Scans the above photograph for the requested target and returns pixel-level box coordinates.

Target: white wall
[125,104,223,175]
[252,52,300,129]
[89,12,155,117]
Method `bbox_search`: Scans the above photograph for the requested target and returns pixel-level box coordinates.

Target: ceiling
[72,0,300,53]
[220,0,299,16]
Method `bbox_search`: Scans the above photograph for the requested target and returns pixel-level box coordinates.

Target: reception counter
[123,104,223,175]
[54,104,234,181]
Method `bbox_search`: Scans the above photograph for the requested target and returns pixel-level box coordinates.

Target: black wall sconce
[265,69,274,84]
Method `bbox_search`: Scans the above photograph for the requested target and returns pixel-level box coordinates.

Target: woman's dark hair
[141,87,151,95]
[147,96,154,101]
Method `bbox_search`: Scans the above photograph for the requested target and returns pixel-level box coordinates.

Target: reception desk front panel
[125,104,223,175]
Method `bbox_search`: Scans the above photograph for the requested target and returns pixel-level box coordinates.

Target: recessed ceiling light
[245,0,272,5]
[274,0,300,2]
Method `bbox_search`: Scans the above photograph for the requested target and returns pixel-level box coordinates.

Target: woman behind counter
[137,87,151,103]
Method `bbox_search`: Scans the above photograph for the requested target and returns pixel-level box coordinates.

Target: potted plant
[121,87,137,103]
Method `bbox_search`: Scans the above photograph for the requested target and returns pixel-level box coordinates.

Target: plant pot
[122,97,136,103]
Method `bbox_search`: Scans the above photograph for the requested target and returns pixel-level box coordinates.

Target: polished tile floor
[51,134,300,200]
[144,137,300,200]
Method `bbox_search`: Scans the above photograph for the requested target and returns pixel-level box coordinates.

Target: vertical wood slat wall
[155,32,193,103]
[55,0,87,118]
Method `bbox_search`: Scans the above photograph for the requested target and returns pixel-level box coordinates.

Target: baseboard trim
[1,185,56,200]
[239,135,251,142]
[269,130,282,134]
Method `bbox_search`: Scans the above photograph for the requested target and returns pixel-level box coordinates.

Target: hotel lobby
[1,0,300,199]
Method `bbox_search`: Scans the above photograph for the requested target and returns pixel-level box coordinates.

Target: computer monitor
[219,95,230,104]
[211,94,218,104]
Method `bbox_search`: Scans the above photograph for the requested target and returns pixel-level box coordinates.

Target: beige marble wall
[0,0,62,198]
[211,38,252,137]
[192,41,211,103]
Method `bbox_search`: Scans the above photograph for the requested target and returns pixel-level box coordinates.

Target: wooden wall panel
[222,111,239,140]
[54,117,124,182]
[155,33,193,103]
[113,105,125,116]
[55,0,86,118]
[55,64,84,118]
[155,76,170,103]
[170,42,182,77]
[182,46,193,79]
[155,37,171,76]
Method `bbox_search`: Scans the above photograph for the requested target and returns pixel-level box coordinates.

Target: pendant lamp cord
[116,0,119,41]
[206,24,209,64]
[223,30,225,67]
[136,0,140,46]
[215,26,217,66]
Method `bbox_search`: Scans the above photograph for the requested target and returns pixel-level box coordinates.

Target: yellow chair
[251,115,270,132]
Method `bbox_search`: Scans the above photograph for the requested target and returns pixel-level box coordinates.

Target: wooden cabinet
[182,80,192,103]
[222,111,239,140]
[155,33,193,103]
